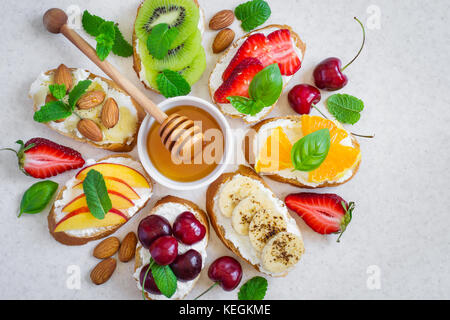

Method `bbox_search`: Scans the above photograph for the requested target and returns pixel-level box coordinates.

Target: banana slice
[218,176,261,217]
[261,232,304,274]
[248,210,287,252]
[231,192,275,235]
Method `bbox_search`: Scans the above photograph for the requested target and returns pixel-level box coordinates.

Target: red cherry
[288,84,321,115]
[173,211,206,245]
[138,215,172,249]
[170,249,202,281]
[139,264,161,295]
[208,256,242,291]
[149,236,178,265]
[313,17,365,91]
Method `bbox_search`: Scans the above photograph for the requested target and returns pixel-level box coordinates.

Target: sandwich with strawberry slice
[209,25,306,123]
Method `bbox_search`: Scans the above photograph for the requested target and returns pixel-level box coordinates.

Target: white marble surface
[0,0,449,300]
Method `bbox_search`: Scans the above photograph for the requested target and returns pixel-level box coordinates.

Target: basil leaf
[156,69,191,98]
[19,181,58,217]
[49,84,67,100]
[235,0,271,32]
[82,169,112,220]
[146,23,179,60]
[68,80,92,109]
[33,101,71,123]
[238,276,268,300]
[249,63,283,107]
[95,21,116,61]
[151,262,177,298]
[227,96,265,116]
[291,128,331,171]
[327,94,364,125]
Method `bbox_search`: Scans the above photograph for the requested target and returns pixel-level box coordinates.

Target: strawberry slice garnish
[214,57,264,103]
[285,193,355,242]
[222,29,301,81]
[1,138,85,179]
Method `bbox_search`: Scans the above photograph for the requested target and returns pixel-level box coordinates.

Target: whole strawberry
[285,193,355,242]
[1,138,85,178]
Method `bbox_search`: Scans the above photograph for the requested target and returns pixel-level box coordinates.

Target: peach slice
[62,191,134,213]
[76,163,150,189]
[54,207,128,232]
[73,176,140,200]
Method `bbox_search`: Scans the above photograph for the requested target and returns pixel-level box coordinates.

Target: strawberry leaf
[235,0,271,32]
[336,201,355,242]
[82,170,112,220]
[327,94,364,125]
[238,276,268,300]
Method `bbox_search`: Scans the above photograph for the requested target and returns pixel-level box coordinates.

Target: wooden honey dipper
[43,8,203,162]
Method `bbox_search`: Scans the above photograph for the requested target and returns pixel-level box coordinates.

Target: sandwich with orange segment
[245,115,361,188]
[48,154,153,245]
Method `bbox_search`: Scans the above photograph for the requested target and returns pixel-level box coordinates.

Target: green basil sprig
[82,169,112,220]
[291,129,331,172]
[19,181,58,217]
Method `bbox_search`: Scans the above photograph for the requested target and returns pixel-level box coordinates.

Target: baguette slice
[209,24,306,124]
[206,165,304,276]
[244,116,361,188]
[48,154,153,246]
[134,195,209,300]
[30,67,146,152]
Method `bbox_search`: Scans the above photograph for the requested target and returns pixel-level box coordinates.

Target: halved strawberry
[285,193,355,242]
[214,57,264,103]
[1,138,85,179]
[222,29,301,81]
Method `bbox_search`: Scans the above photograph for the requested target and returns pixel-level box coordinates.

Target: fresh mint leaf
[146,23,179,59]
[151,261,177,298]
[238,276,268,300]
[156,69,191,98]
[249,63,282,107]
[33,101,71,123]
[96,21,115,61]
[327,94,364,125]
[227,96,265,116]
[112,25,133,57]
[19,181,58,217]
[291,128,331,172]
[49,84,67,100]
[82,10,104,37]
[82,169,112,220]
[68,80,92,109]
[235,0,271,32]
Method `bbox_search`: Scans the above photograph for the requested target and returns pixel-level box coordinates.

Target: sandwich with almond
[30,64,146,152]
[206,165,304,276]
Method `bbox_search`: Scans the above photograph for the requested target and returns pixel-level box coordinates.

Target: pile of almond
[90,232,138,285]
[209,10,235,54]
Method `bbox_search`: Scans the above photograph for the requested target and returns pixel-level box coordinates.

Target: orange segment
[301,115,360,183]
[255,127,293,173]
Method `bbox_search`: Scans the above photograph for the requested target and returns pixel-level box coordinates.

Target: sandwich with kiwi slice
[133,0,206,94]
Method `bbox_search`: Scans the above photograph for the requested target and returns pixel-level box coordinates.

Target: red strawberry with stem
[0,138,85,179]
[214,57,264,103]
[222,29,301,81]
[285,193,355,242]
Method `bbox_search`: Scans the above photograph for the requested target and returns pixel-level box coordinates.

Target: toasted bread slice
[134,195,209,300]
[30,68,146,152]
[209,25,306,124]
[206,165,304,276]
[48,154,153,246]
[132,0,205,93]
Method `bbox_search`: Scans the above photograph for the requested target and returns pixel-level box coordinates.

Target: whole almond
[93,237,120,259]
[118,232,138,262]
[77,119,103,142]
[213,28,235,53]
[54,64,72,92]
[209,10,234,30]
[101,98,119,129]
[77,91,106,110]
[90,258,116,285]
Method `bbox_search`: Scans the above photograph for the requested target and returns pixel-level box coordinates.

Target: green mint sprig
[156,69,191,98]
[291,128,331,172]
[326,93,364,125]
[238,276,268,300]
[147,23,179,60]
[95,21,115,61]
[82,169,112,220]
[235,0,271,32]
[19,180,58,218]
[141,258,177,299]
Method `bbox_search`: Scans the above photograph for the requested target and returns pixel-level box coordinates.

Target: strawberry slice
[1,138,85,179]
[214,57,264,103]
[222,29,301,81]
[285,193,355,242]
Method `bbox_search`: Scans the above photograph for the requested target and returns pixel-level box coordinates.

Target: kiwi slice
[135,0,199,48]
[144,48,206,90]
[140,28,201,71]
